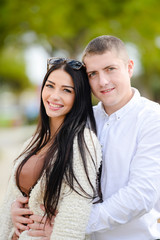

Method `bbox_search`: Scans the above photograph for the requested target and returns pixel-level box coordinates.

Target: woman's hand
[27,205,57,240]
[11,232,19,240]
[11,199,56,239]
[11,196,33,236]
[28,214,53,239]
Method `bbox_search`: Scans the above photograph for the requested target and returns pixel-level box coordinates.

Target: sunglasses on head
[47,57,84,71]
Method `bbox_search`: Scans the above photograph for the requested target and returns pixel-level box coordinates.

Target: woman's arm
[0,137,35,239]
[50,129,102,240]
[0,178,16,240]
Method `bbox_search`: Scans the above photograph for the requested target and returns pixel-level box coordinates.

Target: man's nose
[99,72,109,86]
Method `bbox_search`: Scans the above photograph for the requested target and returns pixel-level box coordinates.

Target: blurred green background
[0,0,160,205]
[0,0,160,127]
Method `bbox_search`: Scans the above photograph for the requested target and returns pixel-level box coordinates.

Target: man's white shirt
[87,88,160,240]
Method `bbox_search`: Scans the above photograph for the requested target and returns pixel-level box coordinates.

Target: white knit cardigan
[0,128,102,240]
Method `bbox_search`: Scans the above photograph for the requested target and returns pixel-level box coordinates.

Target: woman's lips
[48,102,63,110]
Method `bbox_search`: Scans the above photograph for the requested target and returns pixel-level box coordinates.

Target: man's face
[84,50,134,115]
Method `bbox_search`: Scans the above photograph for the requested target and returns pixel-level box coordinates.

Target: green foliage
[0,0,160,100]
[0,46,31,92]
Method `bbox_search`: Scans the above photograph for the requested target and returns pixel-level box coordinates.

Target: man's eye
[88,72,96,78]
[108,67,115,71]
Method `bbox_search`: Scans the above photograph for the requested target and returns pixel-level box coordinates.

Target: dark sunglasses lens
[49,58,65,65]
[47,58,83,71]
[68,60,83,70]
[47,58,66,70]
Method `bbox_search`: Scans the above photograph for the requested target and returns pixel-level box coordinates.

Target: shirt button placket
[100,121,109,149]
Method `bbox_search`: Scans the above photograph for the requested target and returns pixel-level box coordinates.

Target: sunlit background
[0,0,160,204]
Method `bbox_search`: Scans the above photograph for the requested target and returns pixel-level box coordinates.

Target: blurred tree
[0,0,160,100]
[0,46,32,92]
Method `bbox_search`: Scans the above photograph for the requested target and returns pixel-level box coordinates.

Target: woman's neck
[49,117,64,137]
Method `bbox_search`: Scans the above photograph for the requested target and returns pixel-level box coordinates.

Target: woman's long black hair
[16,60,99,221]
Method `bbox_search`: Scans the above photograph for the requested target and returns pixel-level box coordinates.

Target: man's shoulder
[140,97,160,115]
[136,97,160,129]
[93,103,99,110]
[93,102,102,114]
[131,88,159,116]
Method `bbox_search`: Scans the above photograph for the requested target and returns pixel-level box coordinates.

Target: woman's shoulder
[16,136,34,156]
[83,127,100,146]
[72,127,102,168]
[83,127,102,167]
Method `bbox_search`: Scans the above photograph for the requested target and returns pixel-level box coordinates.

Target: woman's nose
[51,90,61,101]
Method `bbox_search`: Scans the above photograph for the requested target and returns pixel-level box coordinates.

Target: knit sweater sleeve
[50,128,102,240]
[0,175,15,240]
[0,137,34,240]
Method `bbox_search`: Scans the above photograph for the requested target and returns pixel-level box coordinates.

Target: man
[11,35,160,240]
[82,35,160,240]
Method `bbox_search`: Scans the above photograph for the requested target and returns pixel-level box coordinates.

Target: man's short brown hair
[82,35,129,63]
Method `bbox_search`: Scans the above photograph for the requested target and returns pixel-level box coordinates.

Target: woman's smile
[48,101,64,110]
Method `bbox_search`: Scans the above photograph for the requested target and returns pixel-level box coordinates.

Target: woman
[0,58,102,240]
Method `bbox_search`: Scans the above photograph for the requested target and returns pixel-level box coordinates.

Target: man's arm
[87,117,160,234]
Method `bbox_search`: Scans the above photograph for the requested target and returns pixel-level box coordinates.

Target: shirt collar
[97,88,141,120]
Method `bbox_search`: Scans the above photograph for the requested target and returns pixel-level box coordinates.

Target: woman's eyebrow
[47,80,74,89]
[47,79,55,84]
[62,85,74,89]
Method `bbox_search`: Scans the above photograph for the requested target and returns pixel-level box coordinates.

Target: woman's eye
[63,88,72,93]
[46,84,53,88]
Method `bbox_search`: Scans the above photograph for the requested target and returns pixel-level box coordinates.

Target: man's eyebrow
[87,64,117,73]
[87,70,97,74]
[104,64,117,69]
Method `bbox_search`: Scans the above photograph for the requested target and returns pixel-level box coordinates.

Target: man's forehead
[84,51,120,72]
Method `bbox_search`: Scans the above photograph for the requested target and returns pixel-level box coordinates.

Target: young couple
[0,35,160,240]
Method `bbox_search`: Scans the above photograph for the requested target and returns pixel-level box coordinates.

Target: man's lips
[100,87,115,94]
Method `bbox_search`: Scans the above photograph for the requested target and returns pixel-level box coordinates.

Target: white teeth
[49,103,62,108]
[104,88,113,92]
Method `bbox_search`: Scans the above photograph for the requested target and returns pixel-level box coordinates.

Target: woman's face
[42,69,75,129]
